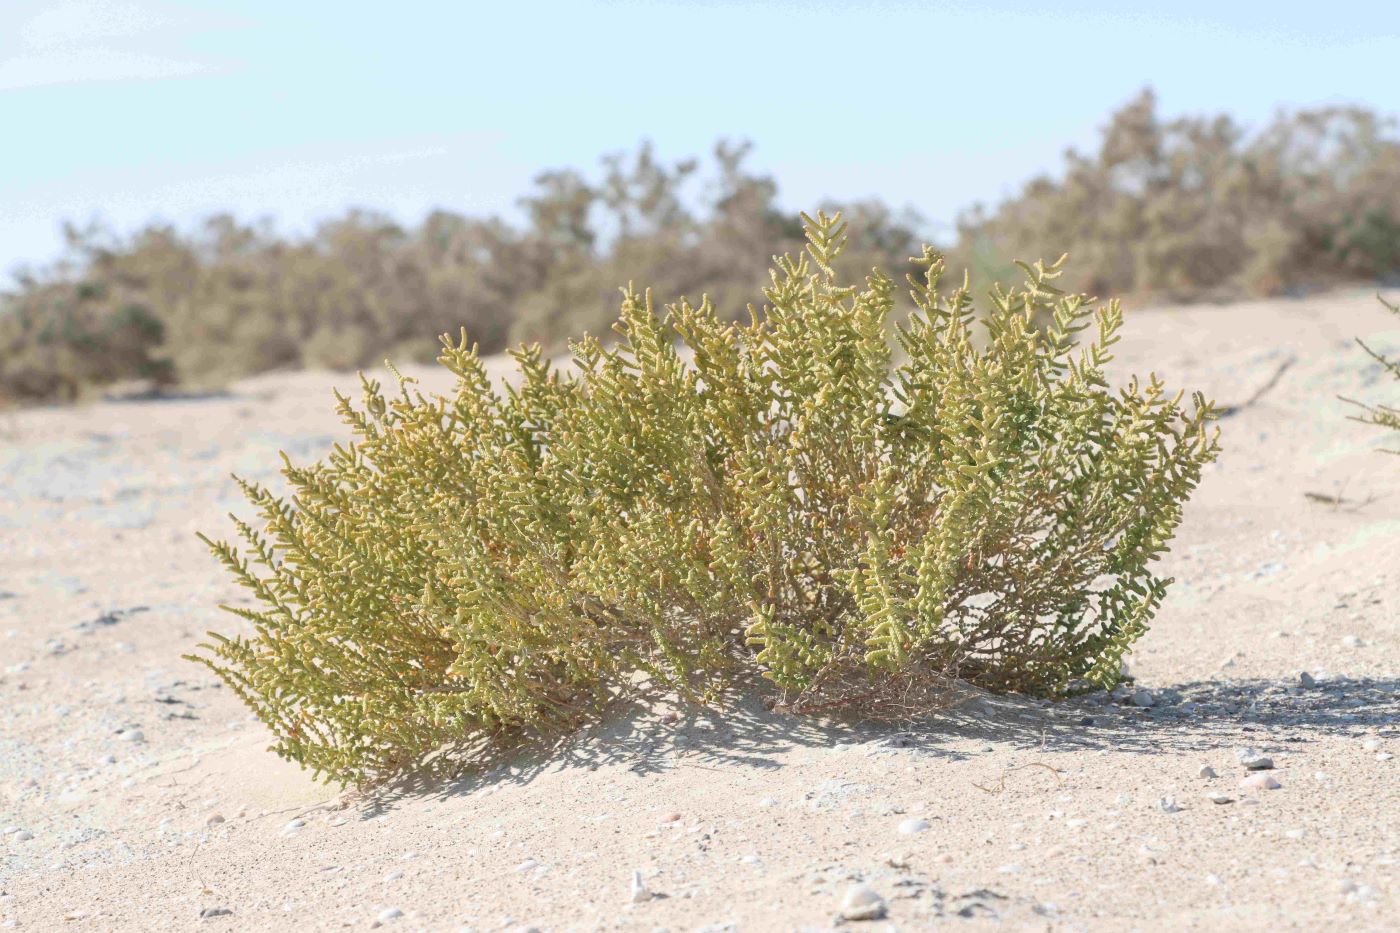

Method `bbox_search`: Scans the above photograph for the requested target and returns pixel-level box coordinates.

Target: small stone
[98,754,116,766]
[757,797,778,808]
[1341,635,1363,648]
[206,814,225,827]
[1078,716,1095,726]
[1205,874,1222,886]
[1204,792,1233,805]
[13,830,34,841]
[282,819,306,835]
[897,817,930,835]
[659,811,681,823]
[629,870,652,904]
[1236,749,1274,771]
[376,907,403,923]
[1157,796,1181,813]
[514,859,539,872]
[121,730,145,743]
[1132,689,1156,708]
[1239,773,1281,791]
[1198,765,1218,779]
[383,871,403,882]
[840,884,887,921]
[660,710,680,725]
[199,907,232,919]
[1299,671,1317,688]
[1378,752,1394,762]
[1285,828,1306,840]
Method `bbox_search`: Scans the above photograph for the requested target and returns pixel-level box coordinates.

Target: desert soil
[2,290,1398,931]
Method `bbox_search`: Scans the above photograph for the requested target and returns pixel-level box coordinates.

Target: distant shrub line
[4,92,1400,404]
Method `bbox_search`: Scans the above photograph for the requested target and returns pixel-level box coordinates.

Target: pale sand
[1,290,1397,930]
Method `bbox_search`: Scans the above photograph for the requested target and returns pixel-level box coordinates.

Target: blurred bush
[0,270,172,402]
[952,90,1400,300]
[3,91,1399,404]
[0,142,920,404]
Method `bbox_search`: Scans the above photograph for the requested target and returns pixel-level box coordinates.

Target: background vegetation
[3,91,1399,404]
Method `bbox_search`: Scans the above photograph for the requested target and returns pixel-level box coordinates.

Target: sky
[2,0,1398,284]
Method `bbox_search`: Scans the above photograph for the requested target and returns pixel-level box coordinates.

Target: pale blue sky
[2,0,1398,284]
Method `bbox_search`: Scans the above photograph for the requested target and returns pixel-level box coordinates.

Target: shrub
[0,278,172,403]
[953,90,1400,300]
[1349,296,1400,439]
[189,212,1220,785]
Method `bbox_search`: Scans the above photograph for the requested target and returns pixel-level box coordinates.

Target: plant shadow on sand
[356,673,1398,817]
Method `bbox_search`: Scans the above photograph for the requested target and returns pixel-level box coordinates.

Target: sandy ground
[2,289,1399,932]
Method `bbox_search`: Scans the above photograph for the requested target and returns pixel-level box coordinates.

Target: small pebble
[1378,752,1394,762]
[13,830,34,842]
[121,730,145,744]
[206,814,225,827]
[1204,792,1233,805]
[659,812,681,824]
[1299,671,1316,688]
[897,818,930,835]
[1157,796,1181,813]
[376,906,403,923]
[1239,773,1281,791]
[1132,689,1156,708]
[1198,765,1218,779]
[1236,749,1274,771]
[840,884,887,921]
[282,819,306,835]
[1362,738,1381,752]
[629,870,652,904]
[198,907,232,919]
[757,797,778,808]
[1341,635,1363,648]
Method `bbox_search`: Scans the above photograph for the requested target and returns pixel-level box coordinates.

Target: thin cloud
[0,0,232,90]
[20,0,166,49]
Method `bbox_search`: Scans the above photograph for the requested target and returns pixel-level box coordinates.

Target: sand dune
[2,290,1397,930]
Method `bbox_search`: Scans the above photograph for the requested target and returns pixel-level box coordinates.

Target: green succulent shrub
[190,212,1220,785]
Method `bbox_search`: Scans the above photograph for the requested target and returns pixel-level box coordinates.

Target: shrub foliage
[956,90,1400,299]
[1351,295,1400,439]
[0,276,172,402]
[190,213,1219,785]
